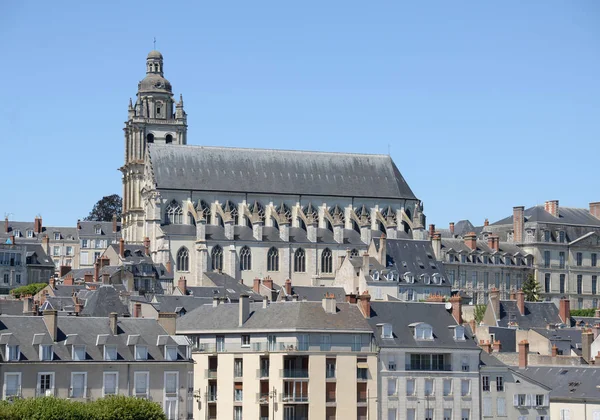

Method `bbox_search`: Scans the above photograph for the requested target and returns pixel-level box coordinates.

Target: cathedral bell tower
[121,50,187,243]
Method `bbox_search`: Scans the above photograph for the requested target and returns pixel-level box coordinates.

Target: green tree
[474,304,487,323]
[84,195,122,222]
[522,273,542,302]
[10,283,49,298]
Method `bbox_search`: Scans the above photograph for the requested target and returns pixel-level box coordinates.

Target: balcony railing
[281,394,308,403]
[205,368,217,379]
[405,364,452,372]
[256,368,269,378]
[192,340,375,353]
[256,393,270,403]
[207,392,218,402]
[280,369,309,378]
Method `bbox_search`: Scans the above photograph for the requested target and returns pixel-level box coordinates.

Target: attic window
[13,230,20,238]
[381,324,393,339]
[371,271,379,281]
[422,274,431,285]
[412,323,433,340]
[54,233,60,240]
[426,253,433,260]
[453,326,465,341]
[95,226,102,235]
[401,261,407,268]
[403,273,414,284]
[386,271,398,282]
[27,230,33,238]
[416,258,425,269]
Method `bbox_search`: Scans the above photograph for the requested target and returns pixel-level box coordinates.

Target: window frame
[69,371,87,398]
[134,371,149,397]
[3,372,21,398]
[102,371,119,397]
[37,372,54,397]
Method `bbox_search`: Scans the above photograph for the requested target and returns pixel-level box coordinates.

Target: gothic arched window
[166,134,173,144]
[146,133,154,143]
[177,247,189,272]
[211,246,223,271]
[240,246,251,271]
[321,248,333,274]
[165,201,183,225]
[267,247,279,272]
[350,249,360,258]
[294,248,306,273]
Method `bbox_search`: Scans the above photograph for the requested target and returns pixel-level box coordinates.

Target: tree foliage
[522,273,542,302]
[474,304,487,323]
[84,195,122,222]
[10,283,48,298]
[570,308,597,317]
[0,396,166,420]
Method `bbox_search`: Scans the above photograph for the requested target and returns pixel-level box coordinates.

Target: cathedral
[121,51,425,288]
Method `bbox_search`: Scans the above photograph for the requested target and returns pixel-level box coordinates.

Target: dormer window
[559,231,565,243]
[371,271,379,281]
[54,233,60,240]
[403,273,414,284]
[165,345,178,361]
[412,323,433,340]
[504,256,511,265]
[432,274,442,285]
[95,226,102,235]
[6,344,20,361]
[461,254,467,263]
[471,255,477,264]
[13,230,20,238]
[386,271,398,282]
[135,345,148,360]
[104,345,117,361]
[452,326,465,341]
[72,345,86,361]
[494,256,500,264]
[39,344,53,361]
[483,255,489,264]
[26,230,33,238]
[381,323,393,339]
[422,274,431,285]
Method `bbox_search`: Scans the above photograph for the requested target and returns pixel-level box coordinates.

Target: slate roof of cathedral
[148,144,416,200]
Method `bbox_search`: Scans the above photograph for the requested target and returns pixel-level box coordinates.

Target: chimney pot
[285,279,292,296]
[34,216,43,234]
[551,344,558,357]
[109,312,118,335]
[513,206,524,243]
[178,276,187,295]
[582,331,594,363]
[112,214,118,233]
[516,290,525,315]
[157,312,177,335]
[358,291,371,318]
[43,309,58,342]
[450,295,462,324]
[559,298,571,325]
[590,202,600,220]
[253,278,261,294]
[119,238,125,258]
[544,200,559,218]
[449,222,455,236]
[262,277,273,291]
[239,294,250,326]
[492,340,502,352]
[134,302,142,318]
[464,232,477,250]
[518,340,529,368]
[428,224,435,238]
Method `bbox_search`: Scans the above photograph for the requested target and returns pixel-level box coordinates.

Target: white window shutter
[592,411,600,420]
[513,394,519,406]
[543,394,549,406]
[525,394,532,407]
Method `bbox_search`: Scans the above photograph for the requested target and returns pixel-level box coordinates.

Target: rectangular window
[483,272,489,288]
[505,273,511,290]
[298,334,309,351]
[482,375,490,391]
[66,246,74,256]
[514,394,527,407]
[320,334,331,351]
[496,376,504,391]
[560,274,566,294]
[53,246,60,256]
[234,358,243,377]
[103,372,118,396]
[593,253,597,267]
[15,274,20,284]
[424,378,434,396]
[81,240,88,248]
[545,273,551,293]
[544,251,551,268]
[443,378,452,396]
[544,230,550,242]
[234,407,242,420]
[497,397,506,416]
[460,271,466,287]
[70,372,87,398]
[406,408,416,420]
[80,252,89,265]
[559,252,565,268]
[352,334,361,352]
[94,251,101,262]
[577,252,583,266]
[577,275,583,294]
[165,346,178,361]
[54,233,60,240]
[483,397,492,417]
[406,378,415,396]
[37,372,54,397]
[387,378,397,396]
[40,344,53,361]
[104,345,117,361]
[387,408,397,420]
[461,409,470,420]
[267,335,276,351]
[593,276,598,295]
[559,231,565,243]
[216,335,225,352]
[4,373,21,398]
[461,379,470,396]
[234,382,243,402]
[134,372,149,396]
[241,334,250,347]
[443,409,452,420]
[535,394,546,407]
[461,356,470,372]
[560,409,571,420]
[165,372,178,394]
[425,408,433,420]
[326,358,336,378]
[135,345,148,360]
[471,272,477,287]
[495,272,500,289]
[7,344,20,361]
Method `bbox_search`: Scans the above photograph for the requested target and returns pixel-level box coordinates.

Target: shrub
[570,308,596,317]
[10,283,49,299]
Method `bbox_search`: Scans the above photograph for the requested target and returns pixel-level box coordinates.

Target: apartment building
[487,201,600,307]
[77,218,121,268]
[177,294,378,420]
[0,310,193,419]
[367,299,481,420]
[0,243,54,292]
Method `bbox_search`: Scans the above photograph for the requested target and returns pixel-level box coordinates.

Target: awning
[356,362,369,369]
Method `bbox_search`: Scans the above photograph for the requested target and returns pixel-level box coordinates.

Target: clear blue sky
[1,1,599,228]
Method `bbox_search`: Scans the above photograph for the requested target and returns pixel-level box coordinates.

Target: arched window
[146,133,154,143]
[294,248,306,273]
[166,134,173,144]
[165,200,183,224]
[211,246,223,271]
[350,249,359,258]
[321,248,333,274]
[267,247,279,272]
[240,246,251,271]
[177,247,189,272]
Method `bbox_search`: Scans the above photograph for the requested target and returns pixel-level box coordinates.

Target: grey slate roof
[492,205,600,227]
[77,220,121,237]
[203,272,263,300]
[497,301,567,329]
[52,285,87,298]
[80,286,130,317]
[441,238,527,256]
[109,244,154,264]
[488,326,517,352]
[0,300,25,316]
[519,366,600,401]
[152,295,212,314]
[0,315,187,362]
[177,301,372,332]
[531,328,582,354]
[384,239,449,285]
[282,286,347,302]
[366,301,479,350]
[148,144,416,199]
[479,351,507,367]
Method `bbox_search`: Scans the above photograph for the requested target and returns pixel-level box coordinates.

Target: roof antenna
[153,37,157,50]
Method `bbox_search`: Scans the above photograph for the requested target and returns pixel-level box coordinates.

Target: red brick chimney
[119,238,125,258]
[74,297,83,315]
[544,200,559,218]
[559,297,570,325]
[358,291,371,318]
[480,340,492,354]
[49,277,55,290]
[112,214,118,234]
[464,232,477,251]
[582,330,593,363]
[345,293,358,304]
[484,218,489,227]
[84,273,93,283]
[143,237,150,256]
[590,202,600,220]
[178,276,187,295]
[551,344,558,357]
[428,224,435,238]
[253,278,261,294]
[492,340,502,352]
[134,302,142,318]
[512,206,524,243]
[262,276,273,291]
[488,235,499,252]
[63,276,74,286]
[94,261,100,282]
[285,279,292,296]
[59,265,71,278]
[518,340,529,368]
[166,260,172,273]
[516,290,525,315]
[450,295,462,324]
[34,216,43,234]
[449,222,455,236]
